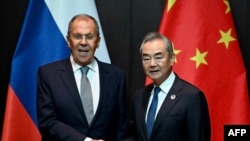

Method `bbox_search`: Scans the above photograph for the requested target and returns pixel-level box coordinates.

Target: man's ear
[66,35,70,48]
[96,36,101,48]
[171,55,176,65]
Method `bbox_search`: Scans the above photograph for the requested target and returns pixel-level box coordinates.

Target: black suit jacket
[128,74,210,141]
[37,58,128,141]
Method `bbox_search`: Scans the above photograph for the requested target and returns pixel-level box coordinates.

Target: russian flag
[1,0,110,140]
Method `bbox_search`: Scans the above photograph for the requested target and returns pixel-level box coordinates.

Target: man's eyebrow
[142,52,163,56]
[155,52,163,55]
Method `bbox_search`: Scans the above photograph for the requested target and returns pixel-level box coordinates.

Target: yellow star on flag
[172,43,181,63]
[167,0,176,12]
[190,48,208,69]
[223,0,231,14]
[217,28,236,49]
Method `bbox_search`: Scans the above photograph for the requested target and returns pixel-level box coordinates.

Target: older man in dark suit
[127,32,210,141]
[37,14,127,141]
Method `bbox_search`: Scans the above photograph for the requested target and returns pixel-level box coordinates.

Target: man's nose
[79,36,88,44]
[149,58,157,66]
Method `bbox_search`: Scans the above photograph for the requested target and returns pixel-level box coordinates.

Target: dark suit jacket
[37,58,128,141]
[128,74,210,141]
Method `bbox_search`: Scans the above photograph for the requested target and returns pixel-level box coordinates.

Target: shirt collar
[155,71,175,94]
[70,55,98,73]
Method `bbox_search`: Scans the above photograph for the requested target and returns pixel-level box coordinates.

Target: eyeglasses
[70,33,96,41]
[142,56,163,64]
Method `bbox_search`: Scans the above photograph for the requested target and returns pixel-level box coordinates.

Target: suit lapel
[150,76,183,138]
[140,85,154,140]
[58,59,86,118]
[90,61,109,124]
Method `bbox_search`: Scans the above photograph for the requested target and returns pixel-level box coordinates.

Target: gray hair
[67,14,100,36]
[139,32,174,57]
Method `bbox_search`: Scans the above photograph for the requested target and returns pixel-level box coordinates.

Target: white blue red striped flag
[1,0,109,140]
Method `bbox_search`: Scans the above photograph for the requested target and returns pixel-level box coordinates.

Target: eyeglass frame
[69,33,97,41]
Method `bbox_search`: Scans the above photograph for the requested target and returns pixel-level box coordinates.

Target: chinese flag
[149,0,250,141]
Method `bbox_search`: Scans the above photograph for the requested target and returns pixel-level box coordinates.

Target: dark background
[1,0,249,138]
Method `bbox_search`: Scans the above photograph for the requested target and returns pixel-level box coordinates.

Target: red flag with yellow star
[154,0,250,141]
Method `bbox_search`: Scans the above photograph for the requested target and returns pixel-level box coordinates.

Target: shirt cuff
[84,137,92,141]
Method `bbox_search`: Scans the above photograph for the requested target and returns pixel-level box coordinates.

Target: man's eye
[73,34,82,39]
[86,35,94,40]
[155,55,163,60]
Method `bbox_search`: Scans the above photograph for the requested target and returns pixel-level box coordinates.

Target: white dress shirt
[70,55,100,115]
[146,71,176,122]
